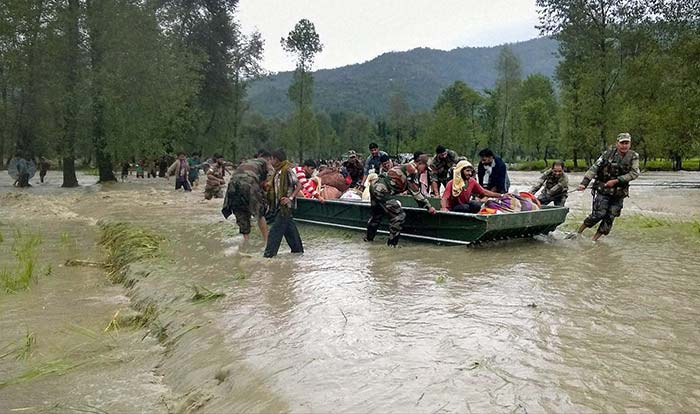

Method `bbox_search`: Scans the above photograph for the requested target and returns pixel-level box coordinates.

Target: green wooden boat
[293,196,569,245]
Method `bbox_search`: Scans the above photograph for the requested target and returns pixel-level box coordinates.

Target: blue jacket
[477,156,509,193]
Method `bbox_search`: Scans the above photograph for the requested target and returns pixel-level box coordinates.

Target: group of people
[212,132,640,255]
[221,149,304,258]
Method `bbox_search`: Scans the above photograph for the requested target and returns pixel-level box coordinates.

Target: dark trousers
[584,193,624,235]
[175,178,192,191]
[538,193,567,207]
[451,200,483,213]
[263,212,304,258]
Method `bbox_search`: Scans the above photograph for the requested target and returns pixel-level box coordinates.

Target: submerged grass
[0,359,85,388]
[0,332,36,361]
[190,285,226,303]
[0,229,42,294]
[98,221,163,283]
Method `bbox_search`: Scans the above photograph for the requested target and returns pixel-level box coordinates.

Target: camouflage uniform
[580,148,640,235]
[204,163,227,200]
[221,159,270,235]
[367,164,432,245]
[530,169,569,206]
[429,149,464,189]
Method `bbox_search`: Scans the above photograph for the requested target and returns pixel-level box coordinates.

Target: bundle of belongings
[479,192,541,214]
[316,167,349,194]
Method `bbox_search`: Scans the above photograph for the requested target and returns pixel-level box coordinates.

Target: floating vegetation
[0,359,85,388]
[232,270,247,281]
[142,319,170,344]
[59,231,71,244]
[637,216,672,228]
[98,221,162,283]
[0,332,36,361]
[435,274,447,284]
[64,259,106,268]
[1,230,42,294]
[103,310,122,333]
[190,285,226,303]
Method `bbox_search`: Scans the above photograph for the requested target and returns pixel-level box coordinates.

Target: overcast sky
[238,0,541,73]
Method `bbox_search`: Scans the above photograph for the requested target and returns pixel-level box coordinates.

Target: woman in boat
[441,160,503,213]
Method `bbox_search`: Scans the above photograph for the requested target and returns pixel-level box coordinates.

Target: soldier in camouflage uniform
[221,151,273,242]
[430,145,464,197]
[576,133,640,241]
[204,154,227,200]
[530,160,569,206]
[365,153,437,246]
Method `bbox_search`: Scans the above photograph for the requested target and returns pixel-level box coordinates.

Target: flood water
[1,169,699,413]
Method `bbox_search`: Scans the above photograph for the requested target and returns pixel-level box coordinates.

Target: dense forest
[1,0,699,188]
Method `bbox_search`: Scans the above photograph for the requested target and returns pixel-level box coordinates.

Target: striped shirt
[293,166,318,198]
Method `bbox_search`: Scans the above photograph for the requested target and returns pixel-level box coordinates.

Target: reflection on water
[1,171,699,413]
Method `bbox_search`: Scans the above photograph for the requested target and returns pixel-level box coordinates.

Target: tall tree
[432,80,485,156]
[518,74,558,163]
[281,18,323,161]
[230,29,264,161]
[85,0,115,182]
[59,0,81,187]
[494,47,522,158]
[388,90,410,155]
[537,0,645,152]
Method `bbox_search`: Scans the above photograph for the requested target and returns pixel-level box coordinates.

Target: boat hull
[293,197,569,245]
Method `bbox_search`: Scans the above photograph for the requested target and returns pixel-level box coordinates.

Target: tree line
[2,0,699,189]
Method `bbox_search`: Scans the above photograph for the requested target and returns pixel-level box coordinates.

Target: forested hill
[248,37,559,117]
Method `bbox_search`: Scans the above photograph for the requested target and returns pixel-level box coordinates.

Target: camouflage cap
[617,133,632,142]
[347,150,357,158]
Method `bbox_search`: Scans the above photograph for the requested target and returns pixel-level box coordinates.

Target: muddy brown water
[1,170,699,413]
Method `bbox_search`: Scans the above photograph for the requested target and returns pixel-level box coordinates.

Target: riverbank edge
[97,221,288,413]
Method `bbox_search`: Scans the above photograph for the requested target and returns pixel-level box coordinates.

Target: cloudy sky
[238,0,541,73]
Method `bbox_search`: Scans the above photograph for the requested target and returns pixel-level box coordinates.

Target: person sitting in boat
[477,148,510,193]
[430,145,465,197]
[365,153,437,246]
[342,150,364,187]
[293,159,323,200]
[530,160,569,206]
[441,160,504,213]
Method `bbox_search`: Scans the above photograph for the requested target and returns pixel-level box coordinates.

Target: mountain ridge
[247,37,560,117]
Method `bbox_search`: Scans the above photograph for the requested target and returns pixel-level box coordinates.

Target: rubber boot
[364,226,378,242]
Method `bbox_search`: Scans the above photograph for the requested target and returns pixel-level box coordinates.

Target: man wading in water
[365,152,437,246]
[576,133,640,241]
[263,149,304,258]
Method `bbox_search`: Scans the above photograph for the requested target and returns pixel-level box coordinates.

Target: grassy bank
[98,222,163,283]
[511,158,700,172]
[0,229,43,294]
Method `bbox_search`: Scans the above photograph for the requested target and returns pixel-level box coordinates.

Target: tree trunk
[62,157,79,187]
[231,73,241,161]
[87,0,116,183]
[573,148,578,169]
[61,0,81,188]
[298,69,305,162]
[0,66,6,166]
